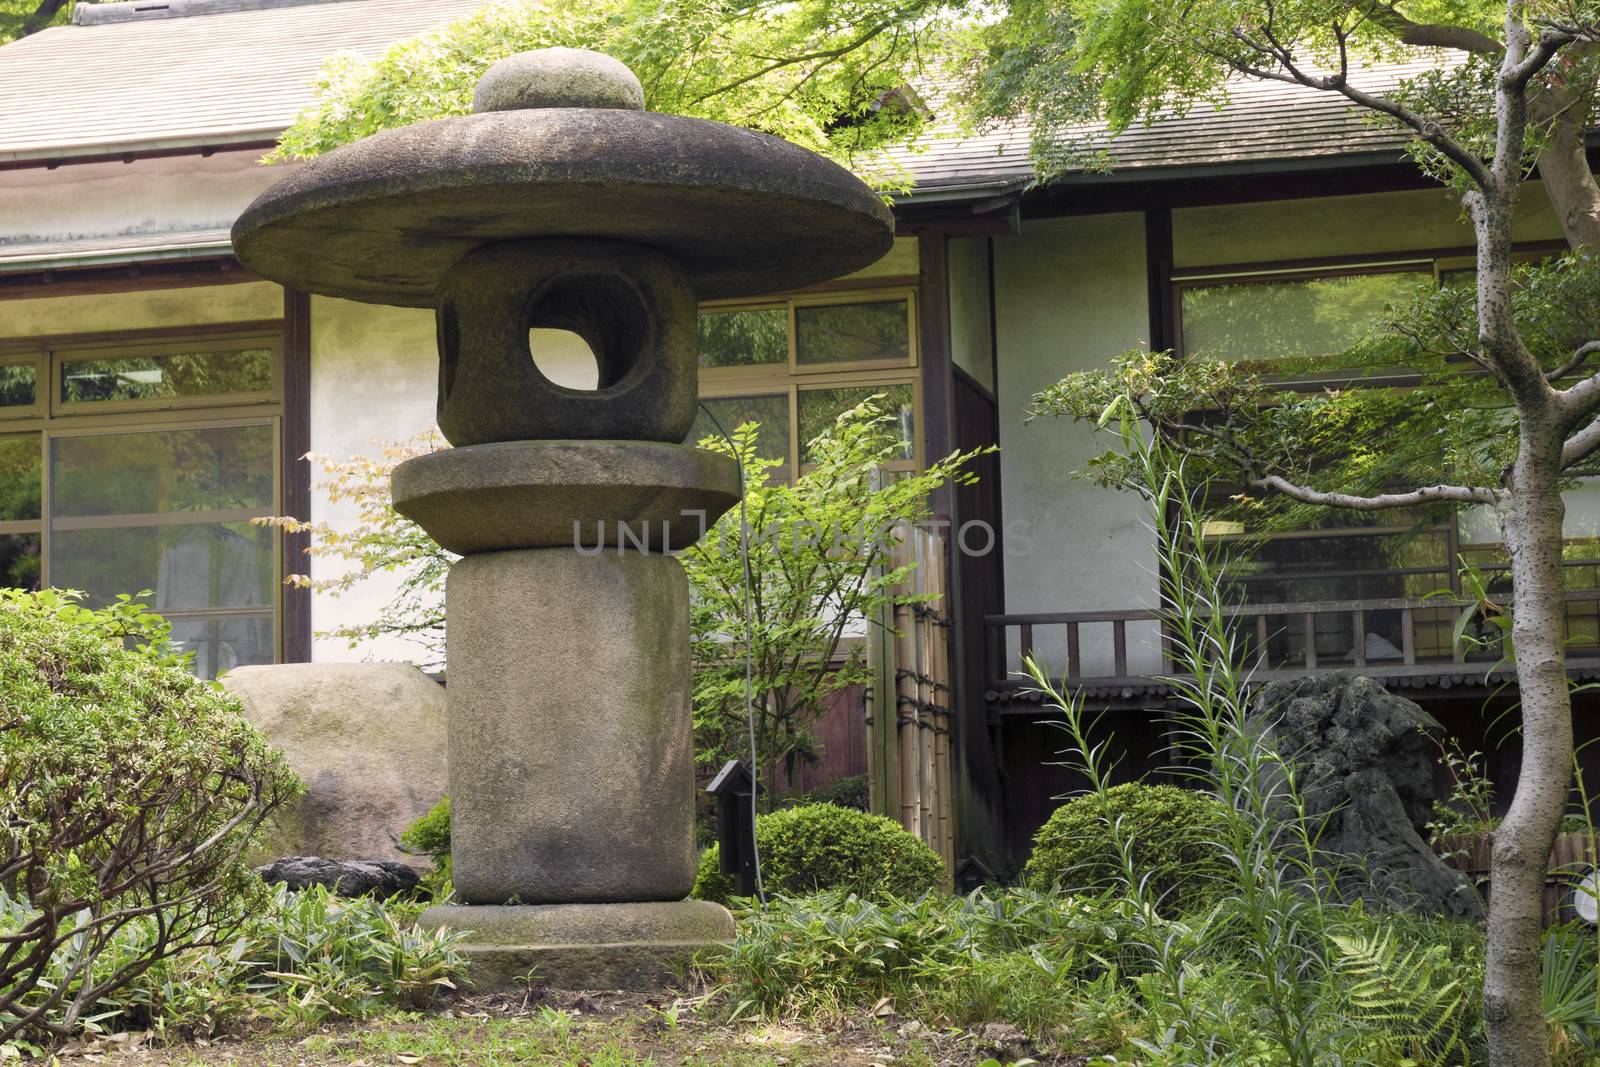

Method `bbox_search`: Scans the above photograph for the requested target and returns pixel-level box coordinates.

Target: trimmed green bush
[692,802,944,903]
[399,795,452,897]
[1023,782,1231,915]
[0,589,300,1046]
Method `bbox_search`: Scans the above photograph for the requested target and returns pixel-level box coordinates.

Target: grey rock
[256,856,421,899]
[433,239,697,446]
[1254,675,1484,919]
[221,663,447,866]
[392,439,740,554]
[420,899,735,991]
[444,549,696,904]
[473,48,645,113]
[977,1022,1031,1059]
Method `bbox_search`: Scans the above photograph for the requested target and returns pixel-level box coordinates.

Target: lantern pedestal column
[394,440,740,991]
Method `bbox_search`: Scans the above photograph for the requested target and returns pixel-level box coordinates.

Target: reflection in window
[0,437,40,522]
[690,394,791,479]
[0,535,39,591]
[799,384,914,462]
[697,308,788,368]
[51,425,274,518]
[1180,271,1432,361]
[60,346,273,405]
[796,300,910,364]
[49,425,276,678]
[0,363,36,409]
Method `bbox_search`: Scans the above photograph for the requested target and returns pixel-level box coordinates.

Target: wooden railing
[985,589,1600,690]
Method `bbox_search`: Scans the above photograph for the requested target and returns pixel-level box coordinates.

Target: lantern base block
[419,899,735,992]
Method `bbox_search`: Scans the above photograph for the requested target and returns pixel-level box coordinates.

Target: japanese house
[2,0,1597,876]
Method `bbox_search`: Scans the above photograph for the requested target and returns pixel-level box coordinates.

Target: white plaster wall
[948,235,994,392]
[1173,182,1564,267]
[992,213,1162,676]
[0,281,282,336]
[306,296,439,664]
[0,149,289,250]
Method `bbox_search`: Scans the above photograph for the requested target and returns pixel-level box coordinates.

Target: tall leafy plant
[1022,416,1339,1065]
[683,398,990,796]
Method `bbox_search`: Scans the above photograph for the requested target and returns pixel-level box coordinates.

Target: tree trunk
[1485,436,1572,1067]
[1535,98,1600,251]
[1532,57,1600,252]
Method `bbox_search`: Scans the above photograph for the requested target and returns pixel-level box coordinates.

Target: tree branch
[1221,24,1495,189]
[1356,2,1505,54]
[1251,473,1504,508]
[1563,413,1600,469]
[1549,340,1600,384]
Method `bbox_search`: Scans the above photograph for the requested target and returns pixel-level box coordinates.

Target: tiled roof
[0,0,485,162]
[886,60,1443,194]
[0,14,1551,192]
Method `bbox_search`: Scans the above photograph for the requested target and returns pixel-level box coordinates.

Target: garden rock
[221,662,447,865]
[1253,674,1483,919]
[255,856,421,899]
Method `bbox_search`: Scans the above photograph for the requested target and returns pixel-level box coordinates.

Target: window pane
[0,436,40,522]
[690,394,790,476]
[798,384,914,462]
[697,308,787,368]
[1180,272,1432,361]
[1224,529,1452,604]
[51,425,274,518]
[0,533,40,591]
[0,363,36,409]
[60,346,273,404]
[795,300,910,364]
[50,522,275,612]
[168,613,275,679]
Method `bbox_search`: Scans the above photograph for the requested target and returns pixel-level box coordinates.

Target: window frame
[694,286,923,477]
[0,319,287,665]
[1171,244,1598,622]
[50,330,282,418]
[0,350,46,421]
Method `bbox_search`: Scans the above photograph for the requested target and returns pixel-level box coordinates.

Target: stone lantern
[231,47,893,989]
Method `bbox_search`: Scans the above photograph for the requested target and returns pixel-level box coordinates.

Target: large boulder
[222,663,447,866]
[1254,674,1483,920]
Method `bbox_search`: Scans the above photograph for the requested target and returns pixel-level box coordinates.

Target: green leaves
[0,590,301,1044]
[271,0,948,182]
[681,395,991,792]
[1331,923,1478,1062]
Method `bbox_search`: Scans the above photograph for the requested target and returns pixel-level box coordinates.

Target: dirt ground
[58,990,1065,1067]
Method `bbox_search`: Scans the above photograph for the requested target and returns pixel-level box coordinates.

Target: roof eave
[0,128,285,168]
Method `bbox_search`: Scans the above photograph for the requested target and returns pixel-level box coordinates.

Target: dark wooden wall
[951,367,1012,872]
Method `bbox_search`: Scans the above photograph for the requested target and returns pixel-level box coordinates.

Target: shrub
[790,773,869,812]
[691,803,943,903]
[703,887,1181,1041]
[2,884,463,1047]
[400,795,452,897]
[1023,782,1232,915]
[0,590,300,1046]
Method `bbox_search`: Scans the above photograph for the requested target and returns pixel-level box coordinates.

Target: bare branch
[1549,340,1600,384]
[1218,20,1495,189]
[1252,473,1504,508]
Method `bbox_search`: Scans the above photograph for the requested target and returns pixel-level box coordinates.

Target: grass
[87,990,1029,1067]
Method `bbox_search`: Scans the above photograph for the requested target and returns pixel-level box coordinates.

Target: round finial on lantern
[473,47,645,113]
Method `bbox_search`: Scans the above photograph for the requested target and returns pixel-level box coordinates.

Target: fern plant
[1331,925,1477,1065]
